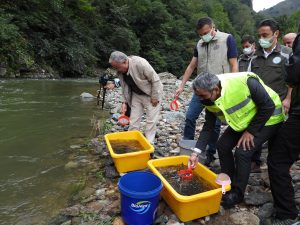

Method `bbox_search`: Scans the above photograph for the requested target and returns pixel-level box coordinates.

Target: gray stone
[154,215,168,224]
[64,161,79,169]
[258,202,274,219]
[60,220,71,225]
[78,187,96,199]
[46,215,70,225]
[229,211,259,225]
[244,191,272,206]
[61,204,81,216]
[95,188,106,197]
[105,165,119,178]
[166,219,181,225]
[70,144,82,149]
[112,216,125,225]
[81,195,97,204]
[86,200,105,213]
[248,175,262,186]
[163,112,185,123]
[170,147,180,154]
[104,157,114,166]
[292,173,300,182]
[261,171,270,187]
[71,217,82,225]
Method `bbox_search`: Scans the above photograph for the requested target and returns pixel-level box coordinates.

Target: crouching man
[188,72,284,208]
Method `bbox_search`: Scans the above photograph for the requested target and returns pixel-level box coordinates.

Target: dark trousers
[268,115,300,220]
[217,123,281,196]
[251,147,262,165]
[184,93,221,155]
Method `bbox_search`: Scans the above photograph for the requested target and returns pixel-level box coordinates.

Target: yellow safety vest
[205,72,284,132]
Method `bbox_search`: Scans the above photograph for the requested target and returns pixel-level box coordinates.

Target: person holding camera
[107,51,163,143]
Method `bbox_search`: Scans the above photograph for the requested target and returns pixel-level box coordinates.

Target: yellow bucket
[104,131,154,173]
[147,155,231,222]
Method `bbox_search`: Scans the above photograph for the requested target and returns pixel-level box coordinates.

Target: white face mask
[243,46,253,55]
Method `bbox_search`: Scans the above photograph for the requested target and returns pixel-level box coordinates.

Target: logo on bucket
[130,201,151,214]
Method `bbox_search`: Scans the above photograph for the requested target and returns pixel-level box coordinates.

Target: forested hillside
[0,0,298,78]
[262,0,300,17]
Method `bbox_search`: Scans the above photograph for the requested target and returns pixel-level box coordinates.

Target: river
[0,79,108,224]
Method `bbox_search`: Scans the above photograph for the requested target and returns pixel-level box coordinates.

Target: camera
[99,73,109,86]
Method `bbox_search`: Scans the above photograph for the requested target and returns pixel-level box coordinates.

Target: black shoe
[262,141,269,149]
[204,154,216,166]
[221,190,243,209]
[268,217,300,225]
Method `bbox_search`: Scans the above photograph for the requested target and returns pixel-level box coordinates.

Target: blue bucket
[118,171,163,225]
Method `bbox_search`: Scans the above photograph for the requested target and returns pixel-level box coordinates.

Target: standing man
[108,51,163,143]
[175,17,238,166]
[267,33,300,225]
[250,19,292,172]
[283,33,297,48]
[238,35,256,72]
[188,72,284,208]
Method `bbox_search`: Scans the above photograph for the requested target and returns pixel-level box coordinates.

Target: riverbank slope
[49,72,300,225]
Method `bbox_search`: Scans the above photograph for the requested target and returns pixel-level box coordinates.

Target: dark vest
[251,44,291,100]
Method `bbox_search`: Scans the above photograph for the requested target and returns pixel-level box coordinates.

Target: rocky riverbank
[49,72,300,225]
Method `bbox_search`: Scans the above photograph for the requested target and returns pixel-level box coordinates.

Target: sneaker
[251,162,261,173]
[270,217,300,225]
[204,154,216,166]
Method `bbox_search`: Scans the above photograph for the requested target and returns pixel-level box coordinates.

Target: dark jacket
[251,44,291,100]
[238,52,255,72]
[286,34,300,115]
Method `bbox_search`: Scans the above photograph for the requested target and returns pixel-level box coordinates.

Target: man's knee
[186,109,200,121]
[217,141,231,156]
[234,148,253,160]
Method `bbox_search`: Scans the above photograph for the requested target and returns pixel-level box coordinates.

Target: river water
[0,79,107,224]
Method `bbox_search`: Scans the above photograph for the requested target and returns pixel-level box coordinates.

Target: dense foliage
[0,0,299,77]
[262,0,300,17]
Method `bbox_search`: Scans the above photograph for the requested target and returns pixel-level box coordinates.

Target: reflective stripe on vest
[226,98,283,116]
[226,96,251,114]
[273,107,283,116]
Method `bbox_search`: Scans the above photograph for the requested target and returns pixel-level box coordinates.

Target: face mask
[259,37,274,49]
[201,30,213,43]
[243,46,253,55]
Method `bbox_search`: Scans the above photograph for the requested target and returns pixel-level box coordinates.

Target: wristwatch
[191,147,202,157]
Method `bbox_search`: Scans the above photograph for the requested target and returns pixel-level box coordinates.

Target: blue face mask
[201,30,213,43]
[259,36,274,49]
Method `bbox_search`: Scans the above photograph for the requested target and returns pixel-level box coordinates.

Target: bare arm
[229,58,238,72]
[175,57,197,96]
[282,86,293,114]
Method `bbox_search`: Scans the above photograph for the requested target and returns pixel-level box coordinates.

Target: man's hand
[175,86,184,97]
[151,98,159,107]
[188,153,199,169]
[282,97,291,114]
[105,83,115,90]
[237,131,254,150]
[121,102,127,114]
